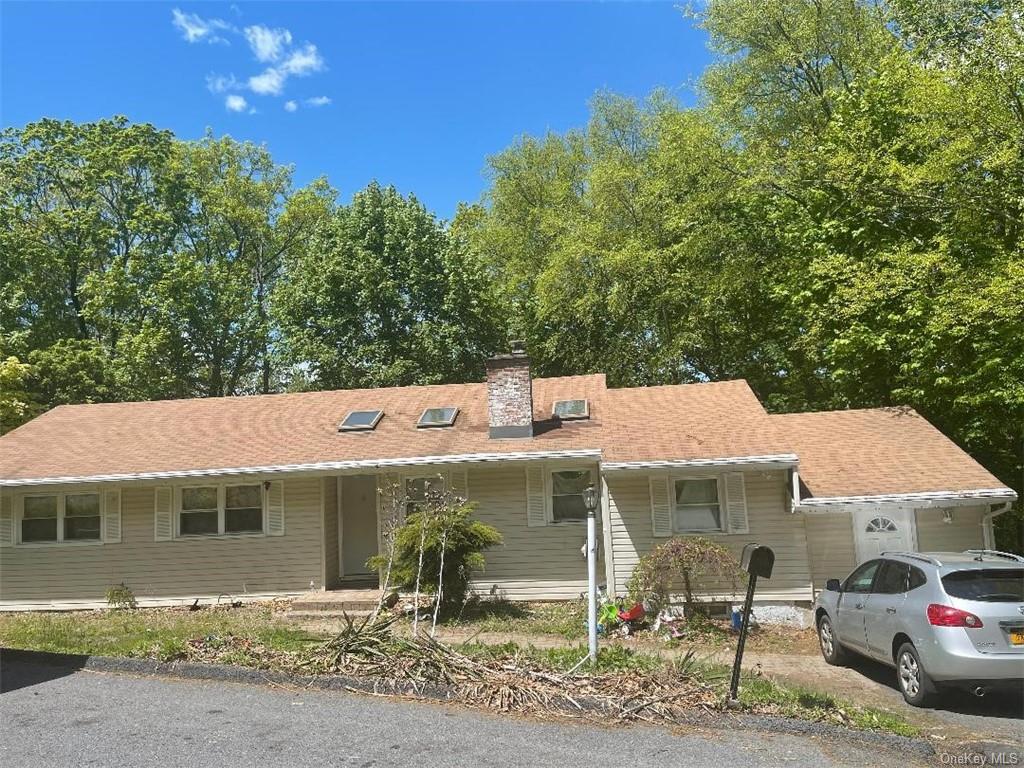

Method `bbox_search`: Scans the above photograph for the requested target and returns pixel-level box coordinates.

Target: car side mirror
[825,578,842,592]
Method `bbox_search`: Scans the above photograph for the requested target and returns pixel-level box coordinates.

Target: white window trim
[547,466,596,525]
[416,407,459,428]
[338,409,384,431]
[14,490,105,547]
[175,481,267,539]
[670,474,726,534]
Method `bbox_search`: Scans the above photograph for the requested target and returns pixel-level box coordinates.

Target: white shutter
[525,464,547,527]
[724,472,749,534]
[0,501,13,547]
[154,487,173,541]
[103,488,122,543]
[449,468,469,503]
[650,476,673,537]
[266,480,285,536]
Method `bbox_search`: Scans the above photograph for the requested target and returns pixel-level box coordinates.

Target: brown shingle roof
[771,408,1011,499]
[601,380,794,463]
[0,375,608,483]
[0,373,1009,503]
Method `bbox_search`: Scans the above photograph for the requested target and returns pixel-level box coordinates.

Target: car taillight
[927,603,984,628]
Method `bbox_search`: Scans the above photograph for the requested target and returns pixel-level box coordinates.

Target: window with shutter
[649,476,672,537]
[266,480,285,536]
[0,504,13,547]
[154,487,173,541]
[103,489,121,543]
[525,465,547,527]
[724,472,749,534]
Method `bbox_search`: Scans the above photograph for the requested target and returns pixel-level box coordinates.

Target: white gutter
[982,501,1014,549]
[603,453,798,472]
[0,448,603,487]
[796,487,1017,509]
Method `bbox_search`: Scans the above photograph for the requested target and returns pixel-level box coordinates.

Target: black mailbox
[740,543,775,579]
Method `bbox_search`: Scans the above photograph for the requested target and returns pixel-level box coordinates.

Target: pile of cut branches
[302,613,720,723]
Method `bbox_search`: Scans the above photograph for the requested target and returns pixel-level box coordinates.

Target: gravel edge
[2,648,935,758]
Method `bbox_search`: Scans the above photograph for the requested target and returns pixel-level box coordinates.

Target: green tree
[275,182,505,389]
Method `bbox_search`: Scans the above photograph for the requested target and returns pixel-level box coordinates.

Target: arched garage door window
[865,516,899,533]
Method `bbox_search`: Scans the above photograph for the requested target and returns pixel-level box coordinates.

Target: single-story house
[0,345,1016,613]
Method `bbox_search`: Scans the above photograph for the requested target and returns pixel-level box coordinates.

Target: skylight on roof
[553,399,589,420]
[417,407,459,428]
[339,410,384,431]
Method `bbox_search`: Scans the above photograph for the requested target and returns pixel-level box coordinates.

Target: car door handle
[886,607,897,614]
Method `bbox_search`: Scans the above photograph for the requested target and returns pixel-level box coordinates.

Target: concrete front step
[284,609,376,621]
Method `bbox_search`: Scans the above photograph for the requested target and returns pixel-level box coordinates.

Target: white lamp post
[582,481,599,664]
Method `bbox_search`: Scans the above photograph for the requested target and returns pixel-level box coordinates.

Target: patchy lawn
[0,604,916,738]
[430,598,819,655]
[0,603,323,661]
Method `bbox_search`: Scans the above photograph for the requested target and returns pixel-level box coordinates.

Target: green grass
[692,660,921,738]
[438,598,588,639]
[0,604,323,661]
[459,640,665,673]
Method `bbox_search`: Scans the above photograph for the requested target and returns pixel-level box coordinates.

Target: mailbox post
[728,543,775,704]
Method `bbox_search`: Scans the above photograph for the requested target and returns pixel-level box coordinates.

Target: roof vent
[553,399,589,420]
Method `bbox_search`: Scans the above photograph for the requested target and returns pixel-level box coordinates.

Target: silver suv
[813,550,1024,706]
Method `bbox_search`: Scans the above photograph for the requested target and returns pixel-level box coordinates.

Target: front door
[341,475,380,578]
[854,507,915,562]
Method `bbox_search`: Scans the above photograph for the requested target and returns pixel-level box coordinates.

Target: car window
[874,561,910,594]
[907,565,927,591]
[942,569,1024,602]
[844,560,881,594]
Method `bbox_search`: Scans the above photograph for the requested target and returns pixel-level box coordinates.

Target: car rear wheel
[896,642,935,707]
[818,615,847,665]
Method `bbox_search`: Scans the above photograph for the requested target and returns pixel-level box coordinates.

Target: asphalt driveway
[0,655,929,768]
[739,649,1024,745]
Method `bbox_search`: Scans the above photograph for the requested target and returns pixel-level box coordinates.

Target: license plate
[1011,631,1024,646]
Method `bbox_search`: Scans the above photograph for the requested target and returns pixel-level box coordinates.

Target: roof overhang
[602,453,799,473]
[796,487,1017,511]
[0,448,604,488]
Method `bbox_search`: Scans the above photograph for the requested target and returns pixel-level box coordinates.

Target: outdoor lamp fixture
[583,482,599,664]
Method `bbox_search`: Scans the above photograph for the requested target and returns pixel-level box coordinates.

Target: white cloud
[284,100,298,112]
[248,68,287,96]
[225,94,249,112]
[171,9,232,44]
[244,25,292,62]
[305,95,331,107]
[206,73,239,94]
[280,43,324,75]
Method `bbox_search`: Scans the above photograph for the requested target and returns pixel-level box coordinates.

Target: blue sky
[1,2,713,218]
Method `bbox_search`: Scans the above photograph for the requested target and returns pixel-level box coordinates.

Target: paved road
[1,658,927,768]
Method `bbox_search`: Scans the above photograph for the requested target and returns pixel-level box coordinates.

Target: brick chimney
[486,341,534,439]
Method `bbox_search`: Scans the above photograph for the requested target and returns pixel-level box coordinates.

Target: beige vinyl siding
[0,477,324,606]
[805,512,857,590]
[322,476,339,588]
[466,465,594,601]
[915,505,986,551]
[607,470,813,602]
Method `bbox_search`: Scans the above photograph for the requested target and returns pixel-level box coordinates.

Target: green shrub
[370,498,502,610]
[625,536,741,614]
[105,582,137,610]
